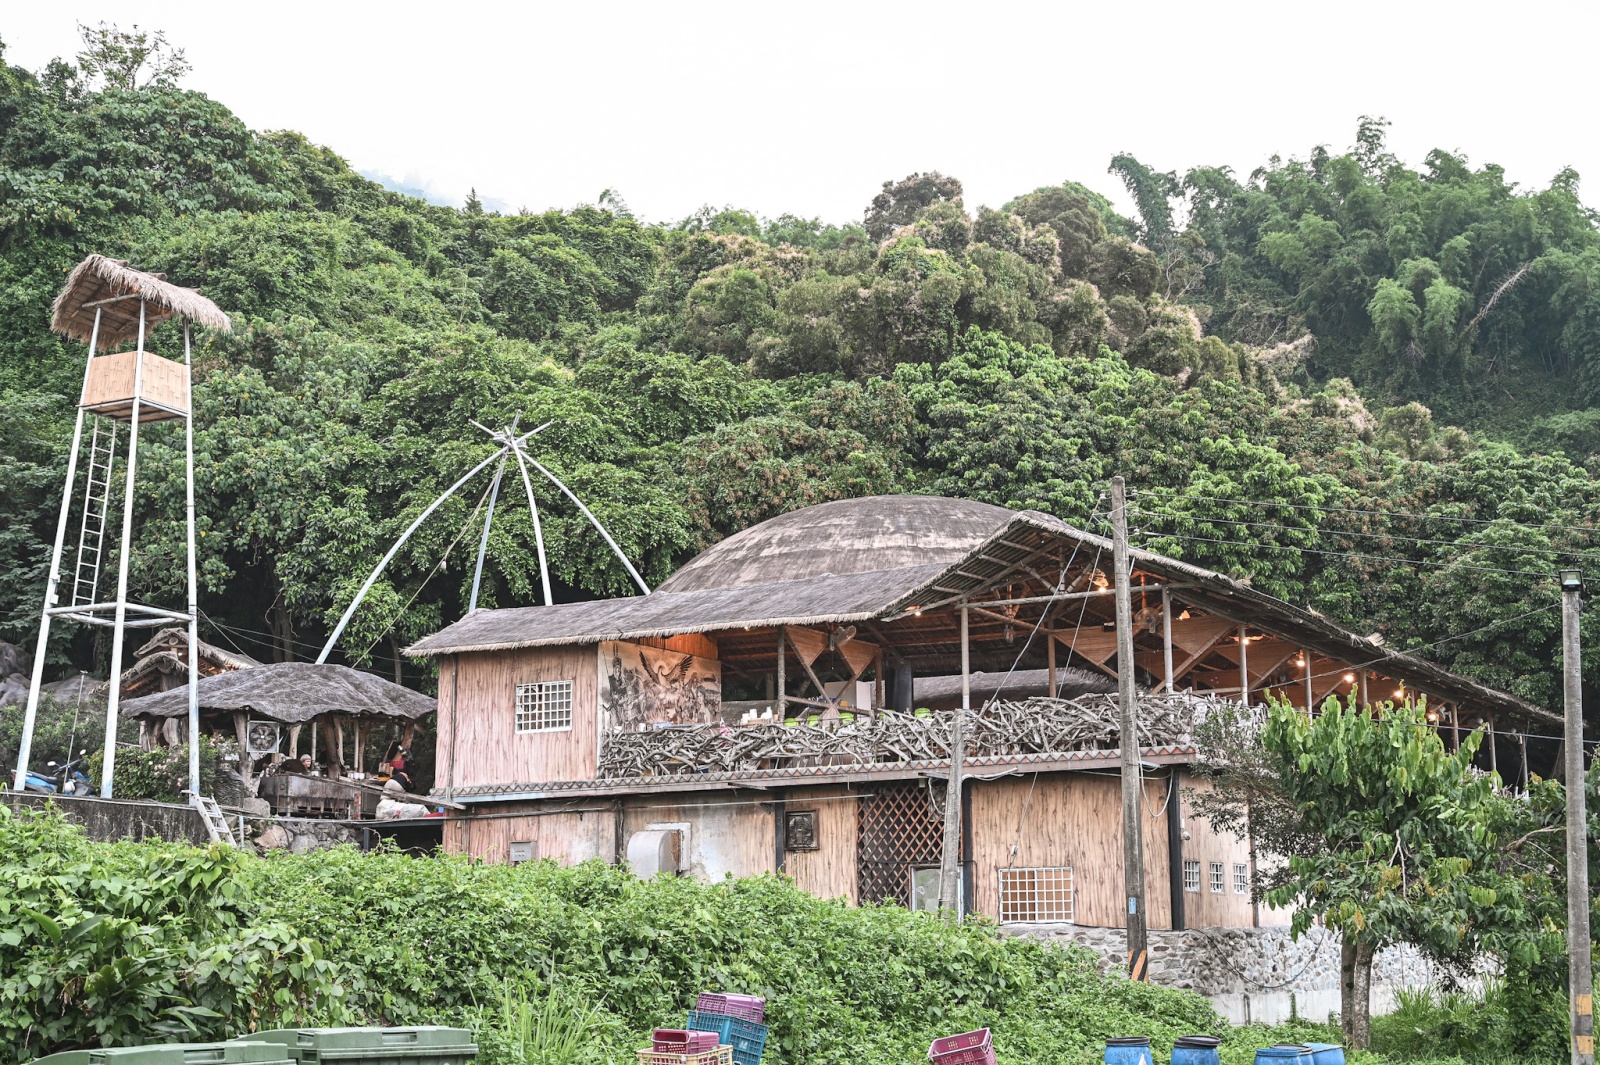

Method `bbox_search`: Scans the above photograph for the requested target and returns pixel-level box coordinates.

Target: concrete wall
[1007,923,1433,1025]
[4,793,211,845]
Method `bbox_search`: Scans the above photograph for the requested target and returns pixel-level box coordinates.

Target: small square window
[1183,859,1200,892]
[516,680,573,732]
[1233,863,1250,894]
[1209,861,1225,894]
[999,866,1074,923]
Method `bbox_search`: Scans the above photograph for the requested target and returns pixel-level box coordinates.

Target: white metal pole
[13,309,101,792]
[317,448,508,663]
[508,444,553,606]
[1561,570,1594,1065]
[183,324,201,799]
[522,454,651,595]
[100,302,147,798]
[468,456,507,613]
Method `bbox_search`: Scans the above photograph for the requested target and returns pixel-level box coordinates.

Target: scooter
[13,751,94,795]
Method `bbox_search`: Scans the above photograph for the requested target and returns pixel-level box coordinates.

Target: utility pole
[1562,569,1593,1065]
[1112,476,1148,980]
[937,601,969,917]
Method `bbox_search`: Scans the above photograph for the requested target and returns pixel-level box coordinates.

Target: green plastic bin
[233,1028,476,1065]
[33,1043,295,1065]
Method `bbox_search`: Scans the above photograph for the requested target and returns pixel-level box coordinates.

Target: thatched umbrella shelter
[121,662,435,793]
[52,254,231,351]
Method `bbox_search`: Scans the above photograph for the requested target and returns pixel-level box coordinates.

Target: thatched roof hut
[118,627,259,702]
[121,662,435,725]
[51,254,231,350]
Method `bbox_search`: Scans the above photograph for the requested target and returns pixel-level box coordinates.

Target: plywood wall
[1178,774,1282,927]
[621,794,774,881]
[967,773,1174,929]
[444,804,616,865]
[782,787,858,903]
[438,646,600,791]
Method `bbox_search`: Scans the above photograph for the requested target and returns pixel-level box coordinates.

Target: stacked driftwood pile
[597,693,1224,778]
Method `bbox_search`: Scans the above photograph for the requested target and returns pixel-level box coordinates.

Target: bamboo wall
[782,786,858,903]
[967,773,1174,929]
[445,803,617,865]
[438,646,601,790]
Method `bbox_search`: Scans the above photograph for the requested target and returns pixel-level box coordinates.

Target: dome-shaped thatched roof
[658,494,1015,594]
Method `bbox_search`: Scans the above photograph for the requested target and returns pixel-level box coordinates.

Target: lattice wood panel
[857,781,947,906]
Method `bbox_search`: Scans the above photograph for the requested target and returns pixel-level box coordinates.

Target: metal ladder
[71,418,118,607]
[191,794,239,847]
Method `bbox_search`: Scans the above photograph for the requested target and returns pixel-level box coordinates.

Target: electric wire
[1132,487,1600,536]
[1128,511,1600,560]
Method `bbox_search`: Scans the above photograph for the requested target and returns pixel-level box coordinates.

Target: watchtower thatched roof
[120,662,435,725]
[52,254,231,351]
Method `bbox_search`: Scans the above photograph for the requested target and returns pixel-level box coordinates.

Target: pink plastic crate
[653,1029,721,1054]
[929,1028,995,1065]
[637,1049,731,1065]
[695,993,765,1023]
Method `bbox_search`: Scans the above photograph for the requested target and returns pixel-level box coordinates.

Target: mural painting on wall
[600,641,721,731]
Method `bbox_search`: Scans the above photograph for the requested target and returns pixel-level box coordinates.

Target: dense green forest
[4,28,1600,727]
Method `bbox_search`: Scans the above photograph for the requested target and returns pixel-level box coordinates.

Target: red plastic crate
[929,1028,995,1065]
[637,1047,732,1065]
[695,993,765,1023]
[653,1029,721,1054]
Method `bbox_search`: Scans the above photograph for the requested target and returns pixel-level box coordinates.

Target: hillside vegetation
[2,29,1600,730]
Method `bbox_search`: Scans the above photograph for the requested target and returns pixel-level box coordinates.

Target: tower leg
[100,301,147,798]
[13,309,101,793]
[183,324,201,798]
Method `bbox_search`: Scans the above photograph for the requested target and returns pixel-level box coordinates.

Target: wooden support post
[1111,477,1148,980]
[776,627,786,718]
[1451,704,1461,752]
[1521,724,1530,792]
[937,603,969,917]
[288,724,302,759]
[1167,767,1185,931]
[1359,671,1369,708]
[1488,714,1498,779]
[1162,589,1174,693]
[320,716,341,779]
[1561,570,1594,1065]
[1302,650,1314,715]
[1046,634,1058,698]
[232,711,254,795]
[1238,626,1250,705]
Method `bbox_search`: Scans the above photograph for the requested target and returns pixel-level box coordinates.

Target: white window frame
[998,866,1074,924]
[1233,863,1250,895]
[1183,859,1200,892]
[1209,861,1225,894]
[515,679,574,733]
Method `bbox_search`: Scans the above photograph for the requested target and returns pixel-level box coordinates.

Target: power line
[1128,528,1556,579]
[1131,510,1600,560]
[1134,488,1600,538]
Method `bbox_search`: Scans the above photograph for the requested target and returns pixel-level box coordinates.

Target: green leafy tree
[1261,696,1510,1049]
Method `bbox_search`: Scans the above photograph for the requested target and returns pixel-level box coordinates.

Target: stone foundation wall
[249,817,367,854]
[5,793,211,845]
[1005,923,1434,1025]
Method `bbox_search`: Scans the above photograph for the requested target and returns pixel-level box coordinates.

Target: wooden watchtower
[11,255,231,800]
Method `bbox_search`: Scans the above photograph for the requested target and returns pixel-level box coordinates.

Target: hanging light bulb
[1294,657,1306,668]
[1342,672,1355,684]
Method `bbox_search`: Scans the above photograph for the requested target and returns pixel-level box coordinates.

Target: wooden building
[407,495,1552,930]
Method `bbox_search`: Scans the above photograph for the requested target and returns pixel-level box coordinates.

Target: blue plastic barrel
[1171,1034,1222,1065]
[1104,1037,1152,1065]
[1254,1046,1312,1063]
[1306,1044,1345,1065]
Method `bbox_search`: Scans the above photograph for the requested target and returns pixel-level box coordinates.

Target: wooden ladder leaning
[190,794,238,847]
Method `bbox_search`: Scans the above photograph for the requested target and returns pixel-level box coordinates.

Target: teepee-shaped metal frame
[315,415,650,664]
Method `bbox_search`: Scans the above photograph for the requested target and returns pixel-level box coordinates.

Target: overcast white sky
[6,2,1599,225]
